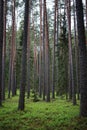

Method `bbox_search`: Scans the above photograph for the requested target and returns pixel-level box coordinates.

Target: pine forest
[0,0,87,129]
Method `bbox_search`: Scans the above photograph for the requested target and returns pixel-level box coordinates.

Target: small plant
[32,90,39,102]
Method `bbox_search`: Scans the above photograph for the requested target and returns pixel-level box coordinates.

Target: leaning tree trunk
[18,0,29,110]
[0,0,3,106]
[76,0,87,117]
[2,0,7,100]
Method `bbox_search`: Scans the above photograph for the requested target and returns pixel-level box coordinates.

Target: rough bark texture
[76,0,87,116]
[18,0,29,110]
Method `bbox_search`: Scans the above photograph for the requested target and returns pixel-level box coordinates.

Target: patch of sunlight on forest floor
[0,94,87,130]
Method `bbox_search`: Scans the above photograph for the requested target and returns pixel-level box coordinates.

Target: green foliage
[57,10,68,96]
[0,95,86,130]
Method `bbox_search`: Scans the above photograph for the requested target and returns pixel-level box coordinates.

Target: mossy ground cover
[0,95,87,130]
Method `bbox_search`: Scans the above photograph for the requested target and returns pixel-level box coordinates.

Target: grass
[0,94,87,130]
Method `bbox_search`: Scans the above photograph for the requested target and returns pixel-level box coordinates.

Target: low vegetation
[0,95,87,130]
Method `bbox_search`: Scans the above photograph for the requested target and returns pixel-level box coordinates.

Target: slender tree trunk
[11,0,16,96]
[34,37,37,94]
[52,0,58,99]
[86,0,87,30]
[8,34,12,98]
[39,0,43,98]
[66,0,72,100]
[56,0,59,97]
[0,0,3,106]
[76,0,87,117]
[27,0,31,99]
[18,0,29,110]
[42,0,46,100]
[44,0,50,102]
[66,0,76,105]
[2,0,7,100]
[32,16,37,94]
[73,0,79,101]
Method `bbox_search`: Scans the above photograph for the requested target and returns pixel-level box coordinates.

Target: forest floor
[0,94,87,130]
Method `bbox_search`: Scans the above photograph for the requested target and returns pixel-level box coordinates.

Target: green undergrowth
[0,95,87,130]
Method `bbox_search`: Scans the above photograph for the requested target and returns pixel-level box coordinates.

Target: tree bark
[0,0,3,106]
[39,0,43,98]
[2,0,7,100]
[76,0,87,117]
[66,0,76,105]
[44,0,50,102]
[52,0,58,99]
[27,0,31,99]
[18,0,29,110]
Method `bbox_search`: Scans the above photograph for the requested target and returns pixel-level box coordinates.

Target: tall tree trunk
[2,0,7,100]
[18,0,29,110]
[11,0,16,96]
[0,0,3,106]
[86,0,87,30]
[8,0,16,98]
[39,0,43,98]
[73,0,79,101]
[8,35,12,98]
[27,0,31,99]
[56,0,59,97]
[32,17,37,94]
[42,0,46,100]
[76,0,87,117]
[66,0,72,100]
[52,0,58,98]
[66,0,76,105]
[44,0,50,102]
